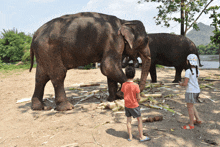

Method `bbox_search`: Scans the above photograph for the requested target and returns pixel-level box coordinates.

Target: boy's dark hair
[187,60,198,78]
[125,66,135,79]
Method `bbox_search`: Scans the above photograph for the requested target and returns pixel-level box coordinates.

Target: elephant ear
[118,24,135,49]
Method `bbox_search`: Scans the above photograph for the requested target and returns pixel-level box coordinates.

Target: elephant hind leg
[150,64,157,83]
[50,68,73,111]
[173,66,183,83]
[31,65,50,110]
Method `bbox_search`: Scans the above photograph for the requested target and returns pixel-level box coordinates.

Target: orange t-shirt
[121,82,140,108]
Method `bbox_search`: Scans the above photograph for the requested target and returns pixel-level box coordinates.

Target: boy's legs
[127,117,132,140]
[137,117,145,140]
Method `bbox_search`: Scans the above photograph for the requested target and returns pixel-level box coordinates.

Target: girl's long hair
[187,60,198,78]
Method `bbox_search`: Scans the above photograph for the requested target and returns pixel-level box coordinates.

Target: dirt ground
[0,67,220,147]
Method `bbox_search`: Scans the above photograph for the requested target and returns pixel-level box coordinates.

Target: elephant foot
[172,80,180,83]
[31,102,44,110]
[107,92,123,102]
[56,101,74,111]
[31,102,53,111]
[107,96,115,102]
[116,91,124,99]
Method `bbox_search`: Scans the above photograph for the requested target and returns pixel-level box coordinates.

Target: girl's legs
[187,103,194,126]
[127,117,132,140]
[193,105,202,122]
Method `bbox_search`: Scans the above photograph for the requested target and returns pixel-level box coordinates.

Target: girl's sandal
[193,120,202,125]
[182,124,194,130]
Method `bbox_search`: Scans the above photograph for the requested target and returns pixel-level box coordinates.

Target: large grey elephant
[29,12,151,111]
[122,33,202,83]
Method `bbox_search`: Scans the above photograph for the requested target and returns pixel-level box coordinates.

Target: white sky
[0,0,220,35]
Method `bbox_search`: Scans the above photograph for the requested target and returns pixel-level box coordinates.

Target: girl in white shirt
[179,54,202,129]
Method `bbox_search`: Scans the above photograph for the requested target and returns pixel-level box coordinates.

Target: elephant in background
[122,33,202,83]
[29,12,151,111]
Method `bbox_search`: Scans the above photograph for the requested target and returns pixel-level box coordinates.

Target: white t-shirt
[185,68,200,93]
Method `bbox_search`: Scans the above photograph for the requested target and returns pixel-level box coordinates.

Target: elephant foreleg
[31,65,50,110]
[101,59,127,101]
[173,66,183,83]
[107,78,118,101]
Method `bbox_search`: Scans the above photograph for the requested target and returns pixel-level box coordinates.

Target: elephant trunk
[139,52,151,92]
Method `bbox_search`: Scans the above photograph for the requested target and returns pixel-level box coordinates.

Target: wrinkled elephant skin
[29,12,151,111]
[148,33,202,83]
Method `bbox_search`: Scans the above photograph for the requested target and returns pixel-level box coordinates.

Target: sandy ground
[0,67,220,147]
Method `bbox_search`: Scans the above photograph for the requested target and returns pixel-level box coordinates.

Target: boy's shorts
[185,93,200,103]
[125,106,141,118]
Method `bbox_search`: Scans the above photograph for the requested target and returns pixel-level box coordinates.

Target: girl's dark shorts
[125,106,141,118]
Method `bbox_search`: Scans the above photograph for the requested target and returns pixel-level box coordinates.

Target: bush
[0,29,32,63]
[197,43,219,55]
[22,49,31,62]
[84,63,94,70]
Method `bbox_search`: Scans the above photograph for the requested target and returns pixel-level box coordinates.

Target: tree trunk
[181,0,185,36]
[219,44,220,68]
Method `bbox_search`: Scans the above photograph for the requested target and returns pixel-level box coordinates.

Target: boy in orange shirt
[121,66,151,142]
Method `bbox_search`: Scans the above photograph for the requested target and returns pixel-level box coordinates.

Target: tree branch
[185,0,214,34]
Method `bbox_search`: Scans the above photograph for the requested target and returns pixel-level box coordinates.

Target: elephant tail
[29,44,34,72]
[196,53,203,67]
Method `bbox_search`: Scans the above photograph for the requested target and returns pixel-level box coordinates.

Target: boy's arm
[136,93,141,103]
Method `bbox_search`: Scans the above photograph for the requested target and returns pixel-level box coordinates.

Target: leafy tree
[198,43,219,55]
[0,29,32,63]
[138,0,214,36]
[205,5,220,66]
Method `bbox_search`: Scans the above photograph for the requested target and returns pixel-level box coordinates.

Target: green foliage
[0,29,32,63]
[205,5,220,45]
[22,50,31,62]
[205,6,220,42]
[138,0,213,35]
[197,43,219,55]
[156,64,164,68]
[84,63,94,70]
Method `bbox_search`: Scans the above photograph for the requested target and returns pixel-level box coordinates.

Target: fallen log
[145,83,162,89]
[200,94,215,102]
[142,116,163,123]
[163,83,179,86]
[199,78,220,82]
[105,102,117,109]
[61,143,78,147]
[139,97,159,104]
[16,97,31,103]
[73,94,95,107]
[141,93,162,98]
[203,84,215,89]
[144,103,182,115]
[80,83,100,87]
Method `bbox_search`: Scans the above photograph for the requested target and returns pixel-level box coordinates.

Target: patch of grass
[0,62,36,72]
[156,64,164,68]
